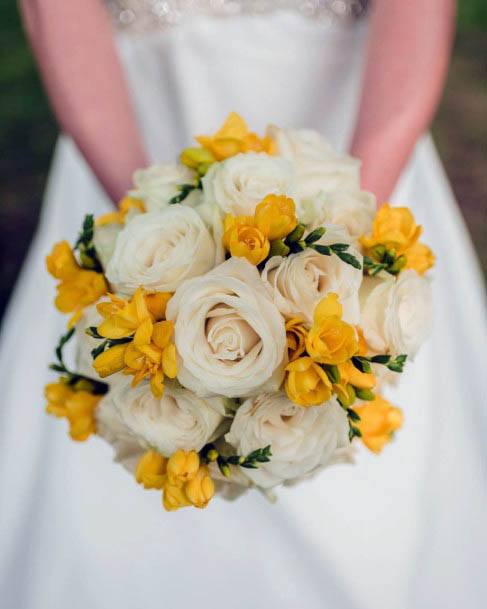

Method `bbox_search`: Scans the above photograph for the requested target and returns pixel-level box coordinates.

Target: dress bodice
[106,0,368,33]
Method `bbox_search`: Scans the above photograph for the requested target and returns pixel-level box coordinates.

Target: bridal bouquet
[45,113,434,511]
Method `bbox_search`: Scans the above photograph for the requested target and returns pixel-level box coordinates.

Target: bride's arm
[350,0,456,203]
[19,0,147,203]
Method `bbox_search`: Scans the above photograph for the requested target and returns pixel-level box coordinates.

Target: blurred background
[0,1,486,320]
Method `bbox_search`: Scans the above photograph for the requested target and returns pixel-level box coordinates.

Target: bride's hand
[350,0,456,204]
[19,0,148,205]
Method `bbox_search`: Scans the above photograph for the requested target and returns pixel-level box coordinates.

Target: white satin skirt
[0,13,485,609]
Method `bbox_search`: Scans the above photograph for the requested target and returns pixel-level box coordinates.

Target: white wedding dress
[0,2,486,609]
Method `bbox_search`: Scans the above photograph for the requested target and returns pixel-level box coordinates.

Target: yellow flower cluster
[45,379,102,441]
[92,288,176,398]
[46,241,107,327]
[135,449,215,511]
[223,194,298,265]
[96,196,145,227]
[361,204,435,275]
[352,395,404,453]
[180,112,275,173]
[284,294,376,407]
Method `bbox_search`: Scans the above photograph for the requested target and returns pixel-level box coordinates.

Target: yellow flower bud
[285,318,308,362]
[285,356,333,407]
[93,343,128,378]
[167,449,200,486]
[360,204,422,254]
[162,483,192,512]
[64,390,100,442]
[145,292,172,321]
[45,381,73,417]
[180,146,216,169]
[46,241,80,280]
[404,242,435,275]
[185,465,215,509]
[223,215,270,265]
[254,194,298,240]
[353,395,404,453]
[135,450,167,490]
[96,196,145,226]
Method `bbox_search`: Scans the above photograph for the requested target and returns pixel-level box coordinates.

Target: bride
[1,1,485,608]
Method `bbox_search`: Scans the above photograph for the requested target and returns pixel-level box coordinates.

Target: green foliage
[458,0,487,30]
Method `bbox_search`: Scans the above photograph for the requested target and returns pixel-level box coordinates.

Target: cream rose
[105,207,217,296]
[268,126,360,199]
[302,188,376,242]
[110,377,225,456]
[93,223,122,271]
[360,270,433,357]
[202,152,296,217]
[96,391,144,474]
[166,257,287,398]
[130,163,198,212]
[226,393,350,488]
[262,229,363,325]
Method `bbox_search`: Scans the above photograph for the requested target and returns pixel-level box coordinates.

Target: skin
[19,0,456,206]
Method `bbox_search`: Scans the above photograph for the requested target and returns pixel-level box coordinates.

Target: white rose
[262,230,363,325]
[360,270,433,357]
[166,257,287,398]
[226,393,350,489]
[105,207,217,296]
[130,164,197,212]
[110,377,225,456]
[268,126,360,199]
[302,188,376,242]
[96,391,144,474]
[202,152,296,217]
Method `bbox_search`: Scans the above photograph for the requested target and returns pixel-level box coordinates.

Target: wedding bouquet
[45,113,434,511]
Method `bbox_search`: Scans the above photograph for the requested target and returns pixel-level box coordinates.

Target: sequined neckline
[107,0,368,34]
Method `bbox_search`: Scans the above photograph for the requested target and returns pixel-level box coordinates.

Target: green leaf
[329,243,350,252]
[311,244,331,256]
[304,227,326,244]
[86,326,103,339]
[54,327,75,367]
[49,363,67,373]
[355,387,375,401]
[323,364,340,384]
[370,354,391,364]
[387,354,407,373]
[347,408,361,422]
[351,356,372,374]
[335,250,362,270]
[168,183,200,205]
[285,223,306,244]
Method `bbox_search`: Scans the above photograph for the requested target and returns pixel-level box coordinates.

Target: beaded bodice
[106,0,368,33]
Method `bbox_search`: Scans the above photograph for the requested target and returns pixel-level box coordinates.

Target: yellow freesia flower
[254,194,298,240]
[285,317,308,362]
[223,214,270,265]
[96,196,145,227]
[167,449,200,486]
[92,288,176,396]
[353,395,404,453]
[360,204,422,254]
[404,241,436,275]
[46,241,107,327]
[194,112,275,161]
[305,294,358,365]
[45,381,101,441]
[135,450,167,490]
[338,360,376,390]
[162,483,192,512]
[285,356,333,407]
[185,465,215,509]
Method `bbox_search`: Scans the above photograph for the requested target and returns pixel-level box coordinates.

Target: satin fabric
[0,13,485,609]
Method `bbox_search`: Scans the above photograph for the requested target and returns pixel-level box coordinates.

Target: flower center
[206,304,260,361]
